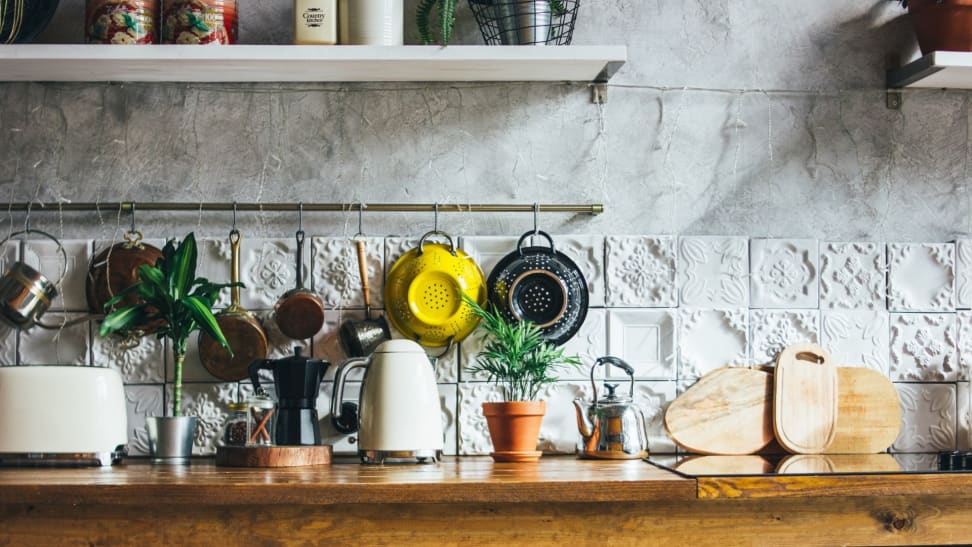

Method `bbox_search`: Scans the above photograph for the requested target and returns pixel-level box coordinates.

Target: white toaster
[0,366,128,466]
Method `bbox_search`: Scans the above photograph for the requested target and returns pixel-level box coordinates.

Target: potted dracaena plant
[100,233,236,464]
[418,0,568,46]
[463,295,580,462]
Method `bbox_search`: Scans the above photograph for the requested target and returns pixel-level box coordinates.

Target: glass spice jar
[221,402,249,447]
[247,393,275,447]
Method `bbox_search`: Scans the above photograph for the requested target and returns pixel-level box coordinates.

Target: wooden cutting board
[215,445,332,467]
[775,453,901,474]
[824,366,901,454]
[774,343,838,454]
[664,367,774,455]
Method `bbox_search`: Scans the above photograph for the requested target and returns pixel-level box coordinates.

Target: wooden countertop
[3,456,972,506]
[0,456,695,506]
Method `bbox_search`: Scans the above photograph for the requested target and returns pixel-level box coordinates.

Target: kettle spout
[573,399,596,441]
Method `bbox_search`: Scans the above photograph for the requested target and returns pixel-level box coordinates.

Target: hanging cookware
[339,239,390,357]
[384,230,486,348]
[198,229,269,381]
[86,229,164,335]
[487,230,588,346]
[0,229,66,329]
[274,229,325,340]
[573,356,649,460]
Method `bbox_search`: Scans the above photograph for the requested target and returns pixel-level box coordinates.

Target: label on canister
[85,0,158,44]
[163,0,238,45]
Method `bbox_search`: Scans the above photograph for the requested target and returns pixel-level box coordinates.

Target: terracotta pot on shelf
[482,401,546,463]
[908,0,972,55]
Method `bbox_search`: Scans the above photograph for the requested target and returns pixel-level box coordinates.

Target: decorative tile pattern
[556,235,605,308]
[536,381,593,454]
[678,308,749,379]
[19,313,90,365]
[819,242,886,310]
[460,236,517,282]
[892,383,956,453]
[22,239,90,312]
[605,236,677,307]
[957,240,972,310]
[890,314,958,381]
[750,239,818,309]
[311,236,383,310]
[959,312,972,382]
[606,309,677,379]
[240,238,302,310]
[749,310,819,364]
[888,243,955,312]
[124,384,163,456]
[678,236,748,308]
[0,323,18,365]
[458,382,504,455]
[635,381,678,454]
[959,381,971,451]
[195,237,232,309]
[439,384,459,456]
[384,237,419,276]
[94,326,165,383]
[820,310,890,374]
[558,308,607,380]
[173,382,239,455]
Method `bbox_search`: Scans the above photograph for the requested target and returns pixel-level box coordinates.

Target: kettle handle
[331,357,369,434]
[590,356,635,403]
[247,359,273,395]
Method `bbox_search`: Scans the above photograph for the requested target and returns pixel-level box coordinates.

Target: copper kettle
[573,356,648,459]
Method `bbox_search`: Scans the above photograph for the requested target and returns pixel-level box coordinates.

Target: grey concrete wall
[0,0,964,242]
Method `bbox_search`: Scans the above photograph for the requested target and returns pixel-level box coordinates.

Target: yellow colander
[384,231,486,347]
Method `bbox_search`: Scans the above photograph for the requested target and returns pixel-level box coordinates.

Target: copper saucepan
[87,230,164,335]
[198,229,269,381]
[274,229,325,340]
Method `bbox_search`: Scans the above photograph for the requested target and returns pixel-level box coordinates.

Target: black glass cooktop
[645,452,972,477]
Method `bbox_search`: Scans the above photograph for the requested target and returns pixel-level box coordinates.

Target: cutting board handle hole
[795,351,824,364]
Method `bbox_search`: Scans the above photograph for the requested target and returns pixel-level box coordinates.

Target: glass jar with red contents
[162,0,238,44]
[85,0,158,44]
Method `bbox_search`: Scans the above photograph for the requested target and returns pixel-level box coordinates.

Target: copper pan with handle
[198,228,269,381]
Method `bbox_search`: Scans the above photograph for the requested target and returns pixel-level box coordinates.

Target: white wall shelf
[0,44,626,83]
[887,51,972,89]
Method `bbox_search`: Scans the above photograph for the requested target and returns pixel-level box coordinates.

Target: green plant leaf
[102,281,143,310]
[416,0,436,44]
[170,233,197,300]
[99,304,148,337]
[184,296,233,357]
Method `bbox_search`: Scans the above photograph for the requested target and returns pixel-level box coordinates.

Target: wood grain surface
[664,367,774,455]
[826,366,902,454]
[774,343,838,454]
[4,457,972,545]
[214,445,333,467]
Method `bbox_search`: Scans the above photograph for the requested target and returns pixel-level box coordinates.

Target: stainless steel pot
[0,229,66,329]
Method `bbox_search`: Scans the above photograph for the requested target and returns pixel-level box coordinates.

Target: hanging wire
[433,202,440,232]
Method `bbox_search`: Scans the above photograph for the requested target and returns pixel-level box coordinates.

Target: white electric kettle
[331,339,443,464]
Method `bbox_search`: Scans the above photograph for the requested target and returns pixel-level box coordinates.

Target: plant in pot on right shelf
[893,0,972,54]
[416,0,579,46]
[463,295,580,462]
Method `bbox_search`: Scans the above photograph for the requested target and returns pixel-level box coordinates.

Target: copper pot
[86,230,164,334]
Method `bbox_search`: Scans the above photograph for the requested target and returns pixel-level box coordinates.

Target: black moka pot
[248,347,329,446]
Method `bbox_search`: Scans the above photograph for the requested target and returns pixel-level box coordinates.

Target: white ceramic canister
[338,0,403,45]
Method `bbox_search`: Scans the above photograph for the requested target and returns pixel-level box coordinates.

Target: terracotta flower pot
[482,400,546,462]
[908,0,972,55]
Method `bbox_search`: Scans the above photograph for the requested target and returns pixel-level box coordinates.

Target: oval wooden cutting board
[824,366,901,454]
[664,367,774,455]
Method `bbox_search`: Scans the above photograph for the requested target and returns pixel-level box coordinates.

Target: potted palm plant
[99,233,236,464]
[463,295,580,462]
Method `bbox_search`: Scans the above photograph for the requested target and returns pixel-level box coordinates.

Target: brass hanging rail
[5,202,604,215]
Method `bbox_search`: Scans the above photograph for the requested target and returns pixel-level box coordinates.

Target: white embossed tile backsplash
[7,235,971,456]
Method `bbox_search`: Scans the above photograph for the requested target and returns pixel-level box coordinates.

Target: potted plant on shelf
[891,0,972,55]
[463,295,580,462]
[99,232,237,464]
[418,0,575,46]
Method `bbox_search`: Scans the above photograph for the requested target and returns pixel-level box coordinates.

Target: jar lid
[228,402,248,411]
[249,395,275,409]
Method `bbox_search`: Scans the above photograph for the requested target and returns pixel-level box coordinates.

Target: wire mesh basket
[467,0,578,45]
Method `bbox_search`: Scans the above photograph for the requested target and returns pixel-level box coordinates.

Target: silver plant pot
[146,416,196,464]
[494,0,552,45]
